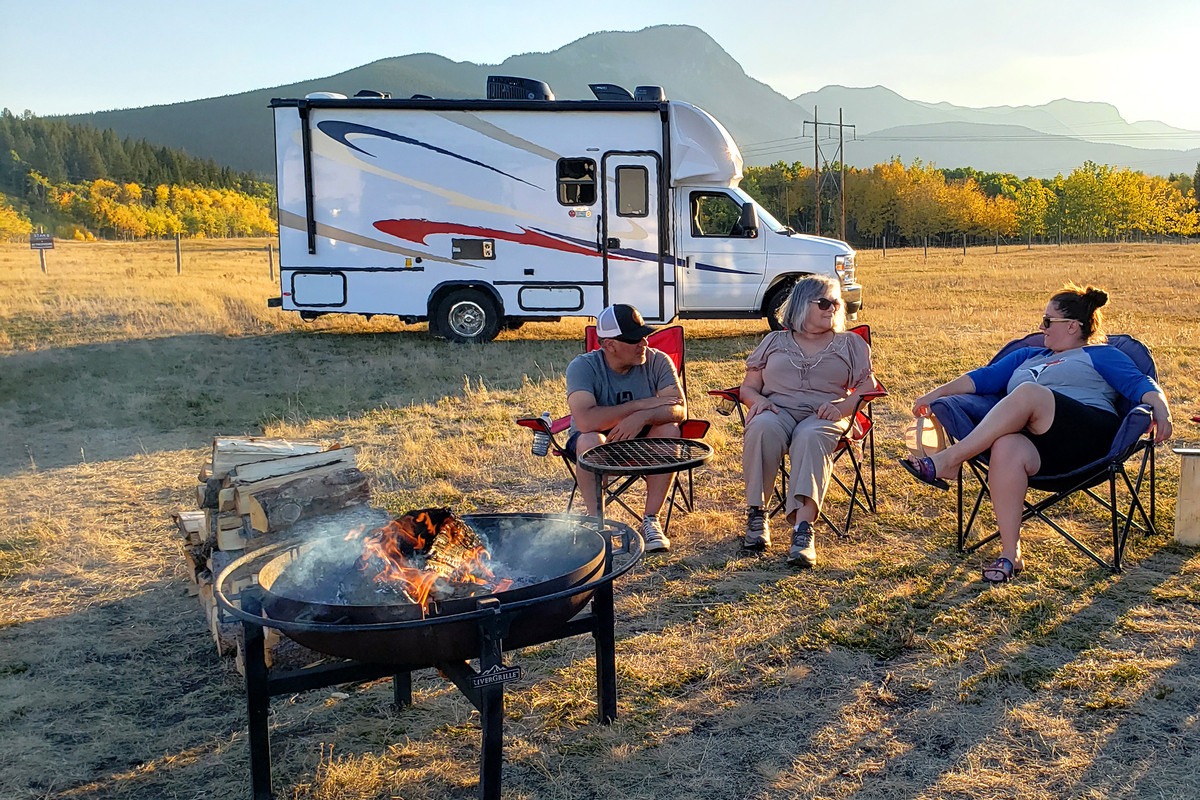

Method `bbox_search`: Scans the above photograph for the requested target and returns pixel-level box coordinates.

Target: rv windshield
[731,188,793,234]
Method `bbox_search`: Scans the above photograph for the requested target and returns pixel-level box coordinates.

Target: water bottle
[531,412,552,456]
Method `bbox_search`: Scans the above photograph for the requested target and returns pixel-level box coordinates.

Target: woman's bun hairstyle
[1052,283,1107,342]
[1081,286,1109,311]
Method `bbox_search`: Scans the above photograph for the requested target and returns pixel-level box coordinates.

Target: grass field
[1,238,1199,799]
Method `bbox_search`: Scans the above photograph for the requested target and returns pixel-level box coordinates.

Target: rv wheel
[764,279,796,331]
[436,289,501,343]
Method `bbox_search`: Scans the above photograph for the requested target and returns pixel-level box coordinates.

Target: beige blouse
[746,329,875,417]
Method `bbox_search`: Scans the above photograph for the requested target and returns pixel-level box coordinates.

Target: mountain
[791,85,1200,151]
[54,25,1200,180]
[61,25,808,178]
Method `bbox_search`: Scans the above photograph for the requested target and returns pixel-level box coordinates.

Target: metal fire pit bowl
[217,513,633,668]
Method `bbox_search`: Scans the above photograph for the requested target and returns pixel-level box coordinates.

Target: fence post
[267,244,274,281]
[175,233,182,275]
[962,233,966,256]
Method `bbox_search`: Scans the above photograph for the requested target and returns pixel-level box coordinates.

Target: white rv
[269,78,862,342]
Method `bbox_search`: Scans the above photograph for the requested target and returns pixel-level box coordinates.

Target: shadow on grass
[583,520,1196,799]
[0,330,586,476]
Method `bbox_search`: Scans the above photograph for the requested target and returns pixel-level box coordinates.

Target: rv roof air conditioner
[304,92,348,100]
[486,76,554,101]
[589,83,634,101]
[634,85,666,102]
[354,90,391,99]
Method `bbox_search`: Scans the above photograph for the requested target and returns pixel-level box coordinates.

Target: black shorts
[1021,391,1120,476]
[566,426,653,459]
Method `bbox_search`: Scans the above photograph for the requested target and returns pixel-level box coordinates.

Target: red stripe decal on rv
[373,219,633,261]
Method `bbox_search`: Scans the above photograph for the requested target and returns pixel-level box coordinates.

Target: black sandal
[982,557,1022,584]
[898,456,949,491]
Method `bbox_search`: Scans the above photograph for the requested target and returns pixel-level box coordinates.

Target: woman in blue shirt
[901,284,1173,583]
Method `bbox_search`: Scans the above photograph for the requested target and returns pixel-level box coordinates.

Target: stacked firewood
[174,436,372,671]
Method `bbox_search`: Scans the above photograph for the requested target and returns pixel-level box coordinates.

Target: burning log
[347,508,515,608]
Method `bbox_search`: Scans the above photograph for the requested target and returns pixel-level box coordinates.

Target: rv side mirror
[739,202,759,238]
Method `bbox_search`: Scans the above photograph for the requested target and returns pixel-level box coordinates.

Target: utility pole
[803,107,855,241]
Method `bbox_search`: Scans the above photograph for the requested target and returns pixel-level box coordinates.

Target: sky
[2,0,1197,130]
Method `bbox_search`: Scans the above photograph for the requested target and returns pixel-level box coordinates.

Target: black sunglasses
[1040,316,1074,329]
[810,298,842,311]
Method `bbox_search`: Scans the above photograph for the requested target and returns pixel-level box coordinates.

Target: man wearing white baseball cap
[564,304,685,552]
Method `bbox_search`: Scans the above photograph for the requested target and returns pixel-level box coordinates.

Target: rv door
[678,190,766,310]
[601,153,669,321]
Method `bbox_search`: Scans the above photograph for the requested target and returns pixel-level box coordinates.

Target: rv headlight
[835,254,855,283]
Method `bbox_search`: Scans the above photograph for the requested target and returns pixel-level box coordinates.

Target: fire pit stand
[216,514,642,800]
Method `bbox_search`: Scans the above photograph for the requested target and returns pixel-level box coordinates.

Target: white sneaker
[641,516,670,553]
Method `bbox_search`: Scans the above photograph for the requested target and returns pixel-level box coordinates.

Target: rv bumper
[841,283,863,315]
[267,296,282,308]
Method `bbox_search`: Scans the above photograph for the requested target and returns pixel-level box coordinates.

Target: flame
[351,510,510,608]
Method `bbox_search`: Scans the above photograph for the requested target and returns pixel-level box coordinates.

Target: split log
[229,446,356,484]
[172,510,206,542]
[217,487,237,512]
[243,467,370,533]
[232,462,349,509]
[211,436,324,479]
[195,476,223,509]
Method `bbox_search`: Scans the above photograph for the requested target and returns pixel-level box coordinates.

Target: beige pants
[743,408,849,518]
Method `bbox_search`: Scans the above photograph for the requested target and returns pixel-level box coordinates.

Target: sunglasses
[1040,316,1074,328]
[810,298,842,311]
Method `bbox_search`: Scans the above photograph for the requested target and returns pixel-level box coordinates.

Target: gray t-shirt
[564,348,681,436]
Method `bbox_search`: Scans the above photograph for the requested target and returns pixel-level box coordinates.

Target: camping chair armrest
[848,385,888,411]
[708,387,747,425]
[680,419,711,439]
[517,414,572,436]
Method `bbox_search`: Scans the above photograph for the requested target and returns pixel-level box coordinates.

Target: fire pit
[215,512,641,800]
[252,512,608,666]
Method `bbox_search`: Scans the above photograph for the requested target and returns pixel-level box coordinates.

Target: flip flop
[982,557,1022,584]
[898,456,949,491]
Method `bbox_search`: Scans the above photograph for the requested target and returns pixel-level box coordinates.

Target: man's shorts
[565,425,653,459]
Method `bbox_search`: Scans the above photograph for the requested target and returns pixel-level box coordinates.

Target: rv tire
[764,278,799,331]
[436,289,501,344]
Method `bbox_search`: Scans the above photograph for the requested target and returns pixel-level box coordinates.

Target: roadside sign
[30,233,54,250]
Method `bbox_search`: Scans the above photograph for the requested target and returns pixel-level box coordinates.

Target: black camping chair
[708,325,887,538]
[930,332,1160,572]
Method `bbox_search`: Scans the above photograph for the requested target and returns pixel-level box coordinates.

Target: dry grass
[2,240,1200,799]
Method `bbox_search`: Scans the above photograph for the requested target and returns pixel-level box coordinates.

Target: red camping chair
[707,325,887,537]
[517,325,711,531]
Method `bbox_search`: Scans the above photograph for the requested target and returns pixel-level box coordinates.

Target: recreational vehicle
[269,77,863,342]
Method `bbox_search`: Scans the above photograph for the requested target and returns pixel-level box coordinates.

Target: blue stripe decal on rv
[693,261,758,275]
[668,254,758,275]
[317,120,542,189]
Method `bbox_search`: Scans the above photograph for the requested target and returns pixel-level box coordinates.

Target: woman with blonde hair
[901,284,1173,582]
[739,275,877,567]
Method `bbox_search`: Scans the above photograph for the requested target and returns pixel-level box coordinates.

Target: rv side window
[557,159,597,206]
[691,192,743,237]
[615,166,649,217]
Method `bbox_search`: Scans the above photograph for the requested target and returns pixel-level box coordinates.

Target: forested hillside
[742,160,1200,247]
[2,107,1195,247]
[0,110,275,241]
